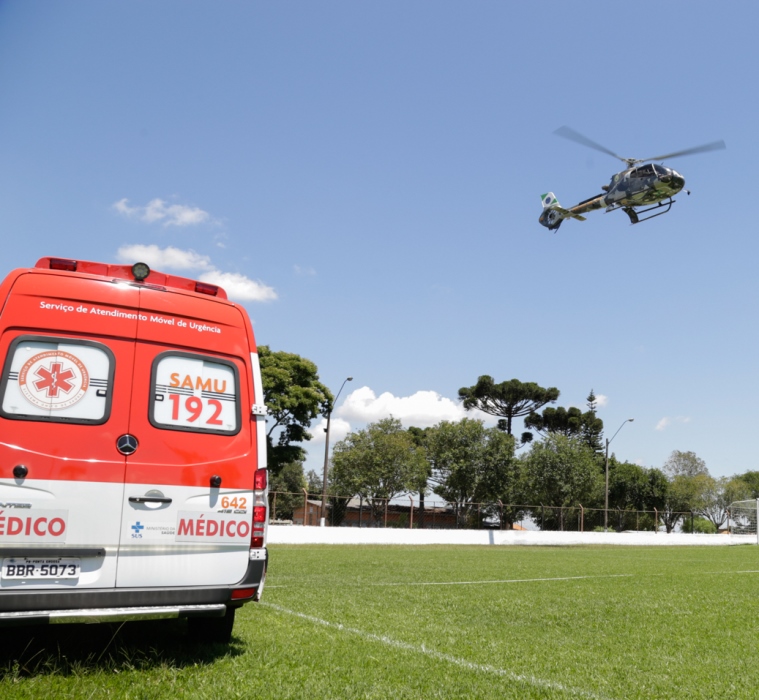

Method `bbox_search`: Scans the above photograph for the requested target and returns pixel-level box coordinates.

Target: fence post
[498,500,504,531]
[691,510,695,534]
[302,489,308,526]
[409,495,414,529]
[579,504,584,533]
[541,504,545,531]
[271,491,277,521]
[359,495,363,528]
[636,510,639,532]
[654,507,658,534]
[617,507,622,532]
[477,503,481,529]
[384,498,388,529]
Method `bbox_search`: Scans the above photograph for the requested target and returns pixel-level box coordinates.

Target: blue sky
[0,1,755,479]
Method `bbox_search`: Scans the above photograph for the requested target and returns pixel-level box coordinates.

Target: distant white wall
[269,525,739,546]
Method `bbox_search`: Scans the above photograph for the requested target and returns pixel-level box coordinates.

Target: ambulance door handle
[129,496,173,505]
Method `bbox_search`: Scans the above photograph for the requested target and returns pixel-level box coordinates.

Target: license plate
[1,557,80,579]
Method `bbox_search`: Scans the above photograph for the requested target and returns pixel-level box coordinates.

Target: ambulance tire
[188,606,236,644]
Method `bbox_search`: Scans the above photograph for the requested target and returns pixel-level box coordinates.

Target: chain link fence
[269,490,696,533]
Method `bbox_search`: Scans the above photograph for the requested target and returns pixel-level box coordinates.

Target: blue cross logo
[131,521,145,538]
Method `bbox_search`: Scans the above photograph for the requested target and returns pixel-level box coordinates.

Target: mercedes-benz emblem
[116,434,139,455]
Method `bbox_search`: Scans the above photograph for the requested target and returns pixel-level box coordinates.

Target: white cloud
[337,386,473,428]
[117,244,213,271]
[294,264,316,276]
[113,197,211,227]
[199,270,277,302]
[595,394,608,407]
[307,417,352,446]
[656,416,692,432]
[116,244,277,303]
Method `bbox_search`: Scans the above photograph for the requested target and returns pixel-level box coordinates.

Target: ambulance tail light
[231,587,257,601]
[254,468,267,491]
[252,505,266,549]
[49,258,78,272]
[194,281,220,296]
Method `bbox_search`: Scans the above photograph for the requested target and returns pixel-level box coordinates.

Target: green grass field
[2,544,759,699]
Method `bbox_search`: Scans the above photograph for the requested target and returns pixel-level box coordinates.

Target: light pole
[320,376,352,527]
[605,418,634,532]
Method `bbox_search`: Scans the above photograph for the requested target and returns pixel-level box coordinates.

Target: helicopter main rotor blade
[553,126,628,163]
[639,140,726,163]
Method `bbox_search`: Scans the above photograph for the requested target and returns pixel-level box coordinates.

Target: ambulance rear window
[0,336,114,424]
[150,352,240,435]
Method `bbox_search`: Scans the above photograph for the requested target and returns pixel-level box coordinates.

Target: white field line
[267,573,633,590]
[262,602,612,700]
[366,573,633,587]
[266,570,759,590]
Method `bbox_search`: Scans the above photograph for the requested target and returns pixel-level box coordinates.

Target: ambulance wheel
[188,606,236,644]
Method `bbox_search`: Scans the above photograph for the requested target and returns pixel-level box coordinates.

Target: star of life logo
[18,351,90,410]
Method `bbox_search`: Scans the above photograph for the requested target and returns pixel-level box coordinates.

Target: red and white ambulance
[0,257,268,641]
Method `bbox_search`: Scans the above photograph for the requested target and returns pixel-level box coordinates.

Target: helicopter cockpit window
[630,164,656,178]
[652,164,668,175]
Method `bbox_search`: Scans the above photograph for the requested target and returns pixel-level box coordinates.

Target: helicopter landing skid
[623,198,675,225]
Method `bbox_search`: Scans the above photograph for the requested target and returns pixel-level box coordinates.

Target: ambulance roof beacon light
[131,262,150,282]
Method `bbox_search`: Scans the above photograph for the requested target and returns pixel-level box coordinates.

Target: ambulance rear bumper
[0,603,227,626]
[0,556,266,626]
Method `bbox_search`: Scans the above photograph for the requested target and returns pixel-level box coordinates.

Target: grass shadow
[0,619,245,679]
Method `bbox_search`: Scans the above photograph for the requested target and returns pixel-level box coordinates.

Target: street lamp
[605,418,634,532]
[320,376,353,527]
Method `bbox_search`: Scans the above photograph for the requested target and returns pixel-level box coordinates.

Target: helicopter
[539,126,725,231]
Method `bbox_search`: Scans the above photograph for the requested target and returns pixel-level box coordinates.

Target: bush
[681,516,718,534]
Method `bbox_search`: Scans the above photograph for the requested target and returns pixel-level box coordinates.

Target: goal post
[729,499,759,543]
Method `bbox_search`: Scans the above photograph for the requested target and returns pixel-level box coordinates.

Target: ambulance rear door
[0,271,139,591]
[115,288,255,588]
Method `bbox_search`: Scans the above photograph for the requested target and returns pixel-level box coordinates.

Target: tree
[607,461,668,531]
[425,419,518,527]
[331,418,428,524]
[522,435,603,530]
[659,451,710,532]
[736,470,759,498]
[663,450,708,478]
[698,475,750,530]
[407,426,433,528]
[608,460,654,511]
[524,406,584,436]
[524,406,604,454]
[305,469,323,494]
[661,473,711,533]
[259,345,332,475]
[458,376,559,442]
[582,390,604,453]
[268,461,307,520]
